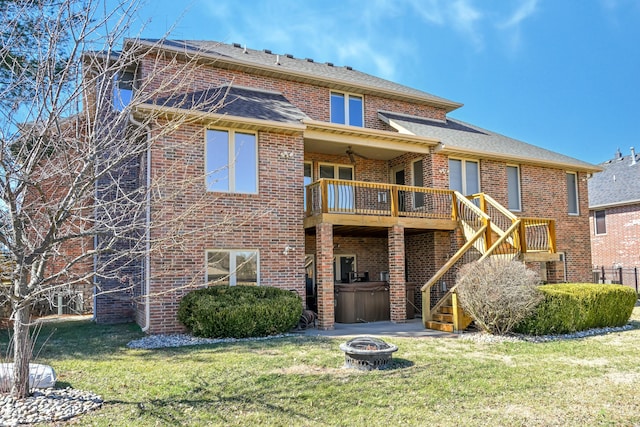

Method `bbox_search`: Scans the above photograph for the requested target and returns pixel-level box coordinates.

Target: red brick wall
[590,204,640,268]
[146,123,306,333]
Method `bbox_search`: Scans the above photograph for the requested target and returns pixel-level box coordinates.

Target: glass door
[319,163,354,212]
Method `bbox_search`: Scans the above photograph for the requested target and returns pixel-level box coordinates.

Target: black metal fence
[592,266,639,293]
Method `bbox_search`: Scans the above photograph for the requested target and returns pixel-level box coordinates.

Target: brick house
[589,148,640,272]
[90,39,600,334]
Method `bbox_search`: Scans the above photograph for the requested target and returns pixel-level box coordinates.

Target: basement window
[206,250,259,286]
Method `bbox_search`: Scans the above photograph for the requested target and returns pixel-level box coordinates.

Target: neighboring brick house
[89,39,601,334]
[589,148,640,271]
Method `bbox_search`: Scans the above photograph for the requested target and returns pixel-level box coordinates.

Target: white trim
[566,171,579,215]
[448,157,481,195]
[594,209,607,235]
[506,164,522,212]
[330,91,364,127]
[205,249,260,286]
[333,254,357,283]
[205,128,259,194]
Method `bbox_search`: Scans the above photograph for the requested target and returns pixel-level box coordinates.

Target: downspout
[129,113,152,332]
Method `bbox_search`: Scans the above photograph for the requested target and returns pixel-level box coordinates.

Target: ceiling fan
[345,146,368,163]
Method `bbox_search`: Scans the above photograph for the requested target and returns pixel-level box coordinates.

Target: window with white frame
[206,129,257,193]
[319,163,354,211]
[507,165,522,211]
[566,172,579,215]
[330,92,363,127]
[594,210,606,235]
[449,158,480,195]
[206,250,259,286]
[113,70,135,111]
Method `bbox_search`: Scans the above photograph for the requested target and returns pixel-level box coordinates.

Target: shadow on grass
[102,375,322,426]
[0,319,145,361]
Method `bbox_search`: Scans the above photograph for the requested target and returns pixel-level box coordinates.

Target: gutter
[129,113,152,333]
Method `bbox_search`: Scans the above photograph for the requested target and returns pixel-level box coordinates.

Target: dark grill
[339,336,398,370]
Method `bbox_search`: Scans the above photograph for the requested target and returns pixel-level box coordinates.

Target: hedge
[515,283,637,335]
[178,285,302,338]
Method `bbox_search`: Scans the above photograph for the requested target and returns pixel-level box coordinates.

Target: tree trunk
[11,303,32,399]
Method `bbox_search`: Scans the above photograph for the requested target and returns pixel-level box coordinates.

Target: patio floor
[302,318,458,338]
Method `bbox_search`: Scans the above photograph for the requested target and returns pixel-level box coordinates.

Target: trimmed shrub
[515,283,637,335]
[178,286,302,338]
[455,258,543,335]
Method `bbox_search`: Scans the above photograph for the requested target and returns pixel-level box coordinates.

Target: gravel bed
[458,324,634,344]
[127,333,294,349]
[0,387,102,426]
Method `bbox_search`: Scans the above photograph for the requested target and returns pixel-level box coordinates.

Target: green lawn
[3,307,640,426]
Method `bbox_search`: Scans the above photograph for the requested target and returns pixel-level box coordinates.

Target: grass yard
[2,307,640,426]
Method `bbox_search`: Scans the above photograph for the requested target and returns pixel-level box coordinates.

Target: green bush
[515,283,637,335]
[178,286,302,338]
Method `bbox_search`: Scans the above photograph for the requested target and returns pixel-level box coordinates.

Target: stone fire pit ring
[339,336,398,371]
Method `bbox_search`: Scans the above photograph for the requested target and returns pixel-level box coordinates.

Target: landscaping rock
[0,363,56,391]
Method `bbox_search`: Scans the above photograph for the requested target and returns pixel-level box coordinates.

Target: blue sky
[118,0,640,165]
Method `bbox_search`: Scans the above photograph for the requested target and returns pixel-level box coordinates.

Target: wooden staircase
[421,192,557,333]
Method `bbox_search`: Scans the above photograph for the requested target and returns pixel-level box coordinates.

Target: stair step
[425,320,454,333]
[439,306,454,314]
[432,313,453,322]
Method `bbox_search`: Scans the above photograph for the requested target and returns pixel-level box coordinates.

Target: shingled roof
[149,85,309,124]
[588,150,640,208]
[379,111,600,172]
[128,39,462,112]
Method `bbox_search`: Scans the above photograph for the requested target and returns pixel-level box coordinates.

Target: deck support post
[388,224,406,322]
[316,223,334,330]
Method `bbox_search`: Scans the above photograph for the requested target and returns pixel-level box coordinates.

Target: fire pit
[339,336,398,370]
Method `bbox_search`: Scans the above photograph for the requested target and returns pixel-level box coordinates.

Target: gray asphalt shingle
[588,152,640,207]
[134,39,462,110]
[379,111,598,171]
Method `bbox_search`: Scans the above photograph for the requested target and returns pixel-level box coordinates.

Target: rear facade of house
[92,39,600,334]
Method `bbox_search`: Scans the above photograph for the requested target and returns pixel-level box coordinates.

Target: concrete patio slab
[302,318,458,338]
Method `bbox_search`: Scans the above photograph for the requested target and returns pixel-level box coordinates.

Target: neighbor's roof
[126,38,463,112]
[588,151,640,208]
[378,111,601,172]
[149,85,309,125]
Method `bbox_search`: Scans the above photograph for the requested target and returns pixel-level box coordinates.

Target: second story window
[330,92,363,127]
[113,70,135,111]
[206,129,258,194]
[566,172,579,215]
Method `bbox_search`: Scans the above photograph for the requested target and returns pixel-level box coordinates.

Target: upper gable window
[113,70,135,111]
[206,129,258,194]
[330,92,363,127]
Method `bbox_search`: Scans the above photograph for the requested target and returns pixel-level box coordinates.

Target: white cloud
[448,0,484,50]
[500,0,538,28]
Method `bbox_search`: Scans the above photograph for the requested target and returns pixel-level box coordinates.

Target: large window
[449,158,480,195]
[566,172,579,215]
[206,250,259,286]
[330,92,363,127]
[206,129,257,193]
[595,210,606,235]
[113,70,135,111]
[507,165,521,211]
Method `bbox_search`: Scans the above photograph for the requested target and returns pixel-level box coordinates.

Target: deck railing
[306,179,455,220]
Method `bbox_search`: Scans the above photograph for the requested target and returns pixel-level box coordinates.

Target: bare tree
[0,0,261,398]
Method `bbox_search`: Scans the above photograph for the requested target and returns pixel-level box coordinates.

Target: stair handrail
[428,219,523,331]
[421,224,488,326]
